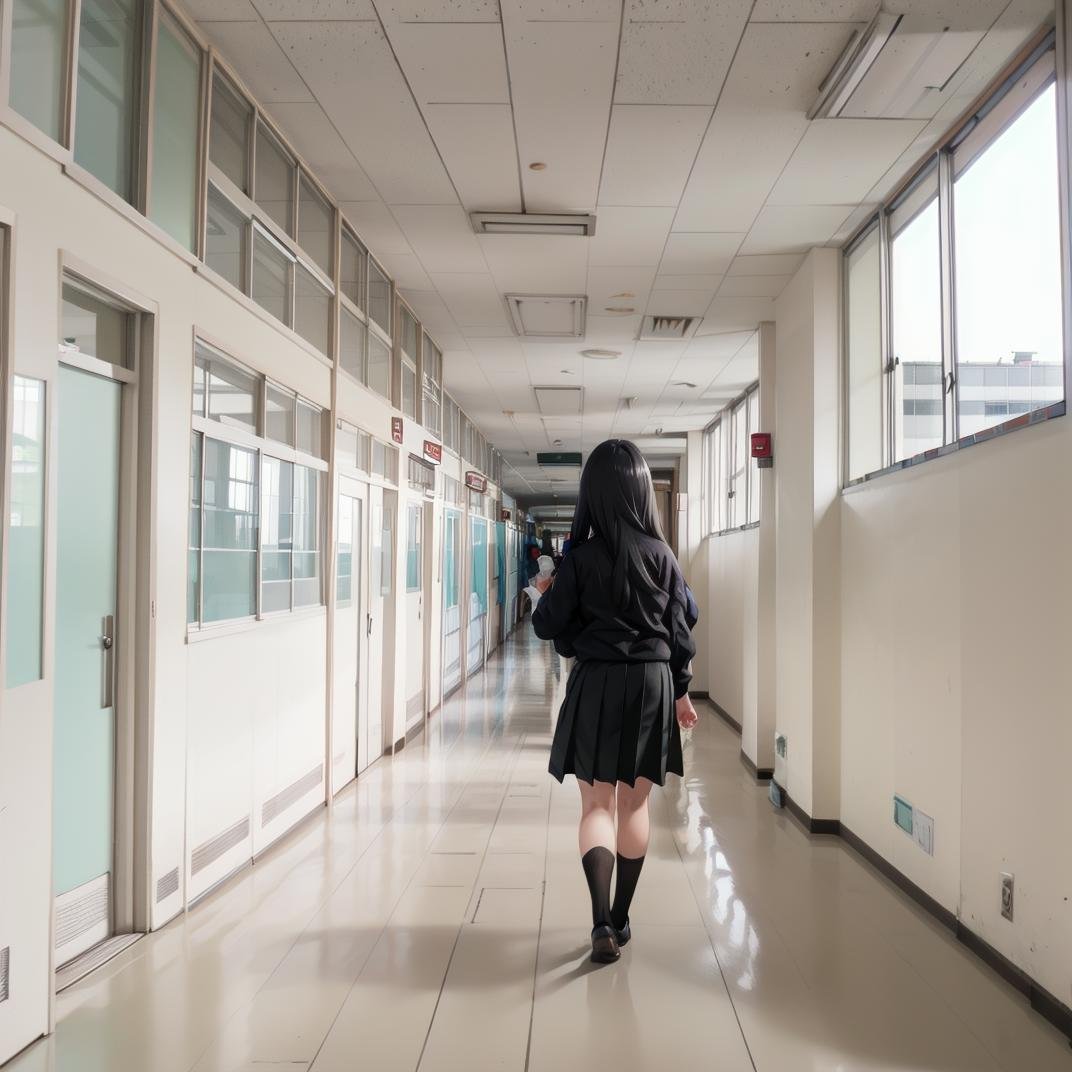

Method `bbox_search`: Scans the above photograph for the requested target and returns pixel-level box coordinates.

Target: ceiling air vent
[508,295,587,338]
[639,315,700,340]
[534,386,583,415]
[471,212,595,237]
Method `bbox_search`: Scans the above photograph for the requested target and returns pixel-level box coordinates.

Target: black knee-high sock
[581,846,614,926]
[611,853,645,929]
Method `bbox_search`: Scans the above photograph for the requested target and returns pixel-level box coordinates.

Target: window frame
[703,381,760,538]
[188,338,328,633]
[841,33,1069,489]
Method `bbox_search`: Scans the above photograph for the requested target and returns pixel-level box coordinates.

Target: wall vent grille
[156,867,180,903]
[0,946,9,1003]
[55,874,109,948]
[262,764,323,827]
[191,816,250,876]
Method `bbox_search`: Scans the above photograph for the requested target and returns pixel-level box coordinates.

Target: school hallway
[5,628,1068,1072]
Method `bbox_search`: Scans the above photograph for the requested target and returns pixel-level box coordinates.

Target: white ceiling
[183,0,1053,502]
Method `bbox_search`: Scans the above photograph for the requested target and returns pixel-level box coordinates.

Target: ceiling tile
[658,232,743,275]
[684,330,755,358]
[717,274,792,298]
[645,289,719,318]
[265,101,364,171]
[728,253,805,276]
[378,0,502,20]
[701,294,776,333]
[202,21,314,103]
[588,206,675,267]
[583,313,645,343]
[615,0,753,105]
[741,204,855,254]
[387,23,510,103]
[430,272,512,329]
[254,0,378,18]
[377,251,434,290]
[423,104,521,211]
[653,273,722,290]
[391,205,488,273]
[270,21,457,205]
[586,266,657,310]
[314,164,380,203]
[478,235,588,294]
[673,111,807,232]
[599,105,712,207]
[717,21,859,114]
[768,118,927,205]
[519,0,619,17]
[749,0,876,19]
[338,200,414,257]
[501,6,618,212]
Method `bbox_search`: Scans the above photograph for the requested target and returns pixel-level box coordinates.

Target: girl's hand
[675,694,698,729]
[534,574,554,593]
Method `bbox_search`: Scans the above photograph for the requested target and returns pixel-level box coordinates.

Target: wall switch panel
[1001,873,1015,921]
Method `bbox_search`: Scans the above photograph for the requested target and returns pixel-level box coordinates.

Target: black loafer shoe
[590,923,621,963]
[614,918,631,947]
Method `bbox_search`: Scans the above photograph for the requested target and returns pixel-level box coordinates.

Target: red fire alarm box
[751,432,773,468]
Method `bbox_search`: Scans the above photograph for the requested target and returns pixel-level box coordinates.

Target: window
[842,43,1066,482]
[7,375,47,686]
[255,122,294,235]
[61,280,134,369]
[195,344,257,431]
[252,226,292,325]
[747,389,760,523]
[201,438,258,622]
[890,170,942,460]
[265,383,296,446]
[728,398,747,528]
[190,342,327,627]
[408,454,435,495]
[704,384,760,536]
[367,332,391,401]
[340,308,367,384]
[401,362,417,420]
[406,503,422,591]
[336,495,354,604]
[340,229,367,309]
[845,224,883,481]
[294,264,330,355]
[368,258,391,336]
[298,175,333,277]
[74,0,141,200]
[953,81,1063,438]
[210,72,251,193]
[206,184,247,290]
[400,305,419,362]
[9,0,69,142]
[188,433,201,624]
[149,13,201,251]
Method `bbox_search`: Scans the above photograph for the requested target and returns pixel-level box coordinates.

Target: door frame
[53,256,157,968]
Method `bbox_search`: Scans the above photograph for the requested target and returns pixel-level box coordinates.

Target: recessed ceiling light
[581,348,621,360]
[529,161,547,171]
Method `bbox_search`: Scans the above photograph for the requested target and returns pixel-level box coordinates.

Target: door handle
[367,613,373,636]
[100,614,114,710]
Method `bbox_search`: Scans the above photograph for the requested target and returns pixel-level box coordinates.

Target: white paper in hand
[524,585,542,608]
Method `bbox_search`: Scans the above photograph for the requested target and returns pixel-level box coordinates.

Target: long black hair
[570,439,666,611]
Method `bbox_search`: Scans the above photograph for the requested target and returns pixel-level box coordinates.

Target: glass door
[53,365,122,965]
[442,509,462,695]
[332,484,367,786]
[404,500,424,732]
[466,516,488,675]
[366,486,393,760]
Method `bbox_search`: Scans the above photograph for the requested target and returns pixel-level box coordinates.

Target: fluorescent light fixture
[808,11,901,120]
[471,212,596,237]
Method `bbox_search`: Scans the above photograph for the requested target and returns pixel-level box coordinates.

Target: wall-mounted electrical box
[913,810,934,856]
[893,795,914,836]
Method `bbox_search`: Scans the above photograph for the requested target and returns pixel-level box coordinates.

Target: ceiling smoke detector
[580,348,621,361]
[470,211,596,237]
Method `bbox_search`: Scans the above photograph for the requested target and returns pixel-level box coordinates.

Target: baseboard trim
[703,698,741,734]
[771,788,1072,1041]
[688,689,710,700]
[738,749,773,784]
[405,719,425,745]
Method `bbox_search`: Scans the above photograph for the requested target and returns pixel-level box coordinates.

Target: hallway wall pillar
[772,249,842,820]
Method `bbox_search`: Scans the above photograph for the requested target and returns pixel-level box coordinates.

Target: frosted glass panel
[266,384,295,446]
[210,74,250,193]
[293,466,321,607]
[150,14,200,251]
[294,265,330,355]
[261,456,293,613]
[252,229,291,325]
[340,308,367,383]
[10,0,68,141]
[188,433,201,624]
[74,0,140,201]
[255,123,293,235]
[6,376,47,687]
[368,332,391,401]
[846,226,883,480]
[298,176,333,276]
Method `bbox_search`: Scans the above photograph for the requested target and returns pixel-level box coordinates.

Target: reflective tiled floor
[10,629,1072,1071]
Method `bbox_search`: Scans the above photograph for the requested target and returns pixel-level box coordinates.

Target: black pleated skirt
[548,659,683,787]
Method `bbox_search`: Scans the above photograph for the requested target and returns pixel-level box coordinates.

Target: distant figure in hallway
[531,439,697,964]
[561,531,573,557]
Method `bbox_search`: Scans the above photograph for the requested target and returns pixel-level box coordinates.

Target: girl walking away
[531,439,698,964]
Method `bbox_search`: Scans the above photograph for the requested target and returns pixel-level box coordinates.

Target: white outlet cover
[913,809,934,856]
